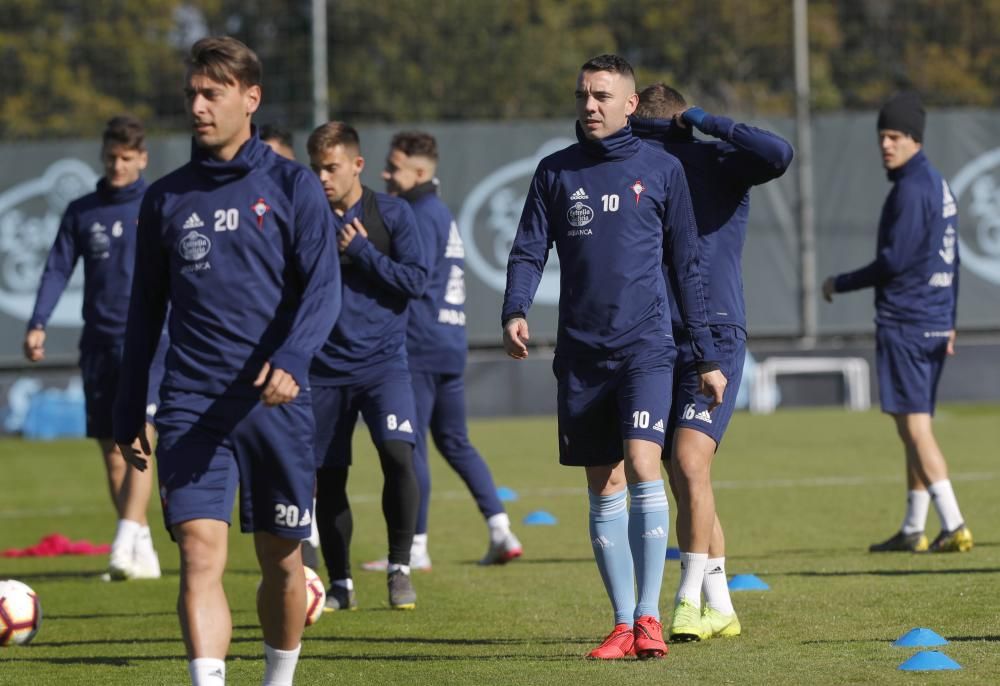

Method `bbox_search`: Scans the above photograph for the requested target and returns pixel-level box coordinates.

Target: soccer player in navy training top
[25,115,164,582]
[503,54,726,660]
[306,122,429,612]
[367,130,522,570]
[823,92,971,554]
[632,84,793,643]
[113,37,341,686]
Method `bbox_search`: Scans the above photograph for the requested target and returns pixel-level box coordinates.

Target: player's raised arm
[681,108,794,186]
[344,199,429,298]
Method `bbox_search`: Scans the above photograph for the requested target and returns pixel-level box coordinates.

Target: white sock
[702,557,735,615]
[387,563,411,575]
[411,533,428,557]
[487,512,511,543]
[262,643,300,686]
[676,552,708,607]
[112,519,142,554]
[332,577,353,591]
[134,526,156,554]
[307,498,320,548]
[900,489,931,534]
[189,657,225,686]
[928,479,965,532]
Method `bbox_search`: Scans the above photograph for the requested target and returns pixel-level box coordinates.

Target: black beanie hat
[877,92,925,142]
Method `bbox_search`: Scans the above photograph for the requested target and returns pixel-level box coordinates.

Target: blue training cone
[665,546,681,560]
[728,574,770,591]
[522,510,557,526]
[496,486,519,502]
[898,651,961,671]
[893,628,948,648]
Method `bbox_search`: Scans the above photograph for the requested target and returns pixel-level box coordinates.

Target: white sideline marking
[1,472,995,518]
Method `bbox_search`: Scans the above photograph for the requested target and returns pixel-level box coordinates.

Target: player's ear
[625,92,639,117]
[137,150,149,172]
[354,155,365,176]
[244,85,262,115]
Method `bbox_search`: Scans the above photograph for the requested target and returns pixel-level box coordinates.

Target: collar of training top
[399,180,438,203]
[887,148,927,182]
[96,175,147,205]
[190,125,268,183]
[575,121,642,160]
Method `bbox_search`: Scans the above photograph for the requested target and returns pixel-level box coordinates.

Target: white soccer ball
[0,579,41,646]
[303,566,325,627]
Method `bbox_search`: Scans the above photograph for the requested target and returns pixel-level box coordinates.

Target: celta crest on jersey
[630,179,646,205]
[251,197,271,230]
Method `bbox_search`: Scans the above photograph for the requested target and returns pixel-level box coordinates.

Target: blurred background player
[357,130,521,572]
[503,54,726,660]
[632,84,793,642]
[260,123,296,161]
[259,121,323,572]
[306,122,429,611]
[823,92,971,554]
[114,37,341,686]
[24,114,163,582]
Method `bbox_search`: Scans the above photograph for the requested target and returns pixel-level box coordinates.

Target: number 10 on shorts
[632,410,650,428]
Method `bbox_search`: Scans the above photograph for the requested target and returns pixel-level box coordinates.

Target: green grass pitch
[1,404,999,684]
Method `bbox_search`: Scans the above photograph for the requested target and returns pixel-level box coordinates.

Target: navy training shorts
[311,364,418,470]
[553,338,677,467]
[665,325,747,451]
[876,322,949,415]
[154,388,317,539]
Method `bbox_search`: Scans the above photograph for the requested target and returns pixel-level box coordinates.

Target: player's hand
[677,106,707,130]
[118,431,152,472]
[698,369,727,411]
[254,362,301,406]
[946,329,956,356]
[23,328,45,362]
[503,317,530,360]
[338,218,368,253]
[822,276,836,303]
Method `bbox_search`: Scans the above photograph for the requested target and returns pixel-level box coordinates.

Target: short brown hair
[102,115,145,151]
[307,121,361,157]
[390,131,438,161]
[188,36,262,90]
[635,83,687,119]
[580,54,635,80]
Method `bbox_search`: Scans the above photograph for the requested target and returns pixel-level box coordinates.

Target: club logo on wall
[952,147,1000,285]
[457,139,573,305]
[0,159,98,324]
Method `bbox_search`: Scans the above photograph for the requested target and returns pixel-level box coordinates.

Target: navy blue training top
[309,186,429,385]
[403,182,468,374]
[503,123,716,362]
[631,114,793,334]
[113,132,341,442]
[834,150,959,329]
[30,177,147,349]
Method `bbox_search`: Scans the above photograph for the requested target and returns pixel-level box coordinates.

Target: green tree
[0,0,199,139]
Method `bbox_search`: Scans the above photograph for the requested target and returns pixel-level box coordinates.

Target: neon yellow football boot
[928,525,973,553]
[700,606,742,639]
[669,598,703,642]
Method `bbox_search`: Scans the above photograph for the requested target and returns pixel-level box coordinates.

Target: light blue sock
[628,480,669,620]
[588,489,635,626]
